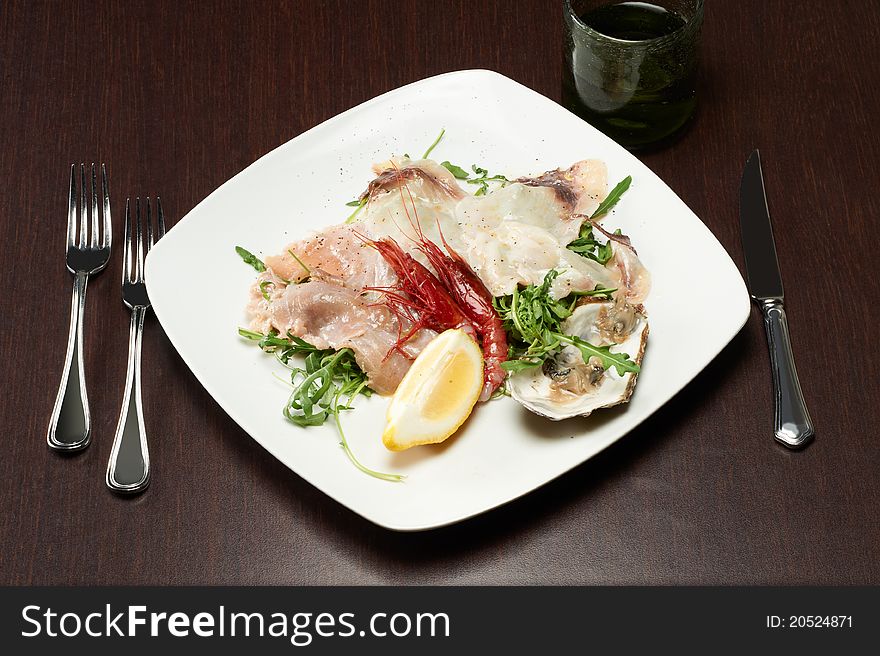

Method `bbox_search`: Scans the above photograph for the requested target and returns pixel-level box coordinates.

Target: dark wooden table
[2,0,878,585]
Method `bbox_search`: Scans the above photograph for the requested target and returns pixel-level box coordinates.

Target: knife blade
[740,151,784,300]
[739,150,814,448]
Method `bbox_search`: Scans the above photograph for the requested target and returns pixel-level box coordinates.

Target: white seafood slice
[517,159,609,218]
[507,301,649,420]
[450,204,617,299]
[359,162,460,269]
[450,160,610,298]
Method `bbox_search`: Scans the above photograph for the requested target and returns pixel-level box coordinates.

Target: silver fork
[48,164,112,452]
[106,197,165,494]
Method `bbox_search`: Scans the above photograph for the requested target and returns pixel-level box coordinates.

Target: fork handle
[47,272,91,451]
[106,306,151,494]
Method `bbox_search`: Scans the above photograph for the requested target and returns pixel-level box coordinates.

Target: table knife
[739,150,814,448]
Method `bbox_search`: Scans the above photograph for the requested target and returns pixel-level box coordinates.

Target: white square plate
[147,70,749,531]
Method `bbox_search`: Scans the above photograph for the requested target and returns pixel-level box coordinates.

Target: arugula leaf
[560,335,640,376]
[500,357,545,373]
[421,128,445,159]
[441,161,469,179]
[566,223,599,253]
[238,329,403,482]
[492,270,571,345]
[439,160,509,196]
[239,328,320,364]
[466,164,509,196]
[235,246,266,272]
[595,240,613,264]
[345,199,363,207]
[568,285,617,302]
[566,223,615,265]
[567,177,631,262]
[287,249,311,278]
[344,198,367,224]
[492,270,639,376]
[259,280,274,301]
[591,175,632,219]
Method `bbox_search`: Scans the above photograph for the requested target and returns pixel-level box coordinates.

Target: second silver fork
[106,197,165,494]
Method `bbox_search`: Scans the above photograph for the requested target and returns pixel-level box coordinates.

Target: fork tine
[102,164,111,248]
[135,197,144,282]
[67,165,76,248]
[89,163,99,248]
[79,164,87,247]
[157,196,166,239]
[123,198,131,283]
[145,197,153,250]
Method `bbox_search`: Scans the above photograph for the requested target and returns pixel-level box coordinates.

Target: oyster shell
[507,300,649,420]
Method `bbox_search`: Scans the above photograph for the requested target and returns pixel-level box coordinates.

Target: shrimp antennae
[390,161,432,246]
[357,163,508,398]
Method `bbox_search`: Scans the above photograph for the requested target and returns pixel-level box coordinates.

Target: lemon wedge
[382,328,483,451]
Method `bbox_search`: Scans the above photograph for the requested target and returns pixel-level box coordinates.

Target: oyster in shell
[507,300,649,420]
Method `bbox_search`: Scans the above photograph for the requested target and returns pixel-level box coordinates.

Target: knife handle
[760,299,814,448]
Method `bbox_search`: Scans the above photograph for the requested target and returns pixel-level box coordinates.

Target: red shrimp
[416,237,508,400]
[393,173,508,400]
[359,236,476,352]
